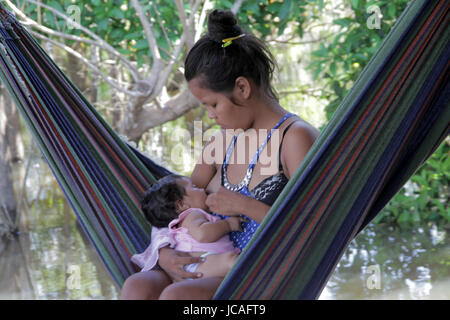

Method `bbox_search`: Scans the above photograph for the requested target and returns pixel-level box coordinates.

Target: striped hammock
[0,0,448,299]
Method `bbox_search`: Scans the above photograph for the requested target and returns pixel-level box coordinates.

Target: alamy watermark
[66,5,81,30]
[168,121,282,176]
[366,4,382,30]
[366,264,382,290]
[67,265,81,290]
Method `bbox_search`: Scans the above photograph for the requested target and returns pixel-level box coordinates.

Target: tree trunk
[2,83,24,163]
[126,89,200,142]
[110,55,125,134]
[0,82,17,227]
[66,42,88,93]
[89,46,100,106]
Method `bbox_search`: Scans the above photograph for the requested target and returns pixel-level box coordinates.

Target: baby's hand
[226,217,247,232]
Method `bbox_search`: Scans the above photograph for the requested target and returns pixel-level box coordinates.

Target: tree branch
[130,0,161,63]
[30,31,143,97]
[128,89,200,141]
[195,0,212,41]
[4,0,140,82]
[231,0,244,14]
[152,2,173,53]
[152,0,202,100]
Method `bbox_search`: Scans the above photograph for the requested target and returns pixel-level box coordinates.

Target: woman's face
[188,77,252,130]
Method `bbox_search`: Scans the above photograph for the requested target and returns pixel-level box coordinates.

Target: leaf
[312,43,328,58]
[279,0,293,21]
[117,48,132,55]
[354,53,367,61]
[44,11,56,28]
[278,22,288,36]
[398,211,411,223]
[246,3,260,13]
[434,200,445,212]
[333,18,352,27]
[351,0,360,10]
[134,39,149,50]
[373,213,385,224]
[109,29,124,40]
[330,62,337,76]
[48,0,64,13]
[97,19,110,32]
[318,0,324,11]
[387,3,397,18]
[123,32,142,40]
[267,2,282,14]
[111,8,125,20]
[221,0,233,8]
[332,80,343,96]
[313,64,322,80]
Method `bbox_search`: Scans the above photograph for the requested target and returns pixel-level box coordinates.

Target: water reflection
[1,152,120,300]
[1,155,449,300]
[321,224,450,299]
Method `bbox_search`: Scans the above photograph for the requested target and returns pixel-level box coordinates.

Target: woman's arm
[190,130,225,188]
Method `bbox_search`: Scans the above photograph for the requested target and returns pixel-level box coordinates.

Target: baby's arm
[181,210,242,243]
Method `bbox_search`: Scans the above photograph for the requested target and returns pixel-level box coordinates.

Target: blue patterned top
[216,113,295,250]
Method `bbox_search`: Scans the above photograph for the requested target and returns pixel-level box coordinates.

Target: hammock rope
[0,0,448,299]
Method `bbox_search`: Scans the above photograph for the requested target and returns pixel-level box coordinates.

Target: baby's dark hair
[141,174,186,228]
[185,9,278,100]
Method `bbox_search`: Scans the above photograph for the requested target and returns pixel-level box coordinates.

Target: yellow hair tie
[221,34,246,48]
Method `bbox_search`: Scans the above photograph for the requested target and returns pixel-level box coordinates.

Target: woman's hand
[206,187,271,224]
[205,187,243,216]
[158,247,204,282]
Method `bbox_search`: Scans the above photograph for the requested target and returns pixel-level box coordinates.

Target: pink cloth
[131,208,238,272]
[131,226,174,272]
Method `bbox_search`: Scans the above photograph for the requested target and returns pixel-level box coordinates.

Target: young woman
[121,9,319,300]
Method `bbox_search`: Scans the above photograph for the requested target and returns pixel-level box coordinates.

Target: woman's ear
[233,76,251,100]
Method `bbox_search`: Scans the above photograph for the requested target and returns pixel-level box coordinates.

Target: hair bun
[207,9,243,42]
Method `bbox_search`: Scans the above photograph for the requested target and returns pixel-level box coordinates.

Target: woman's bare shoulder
[285,119,320,144]
[281,119,319,178]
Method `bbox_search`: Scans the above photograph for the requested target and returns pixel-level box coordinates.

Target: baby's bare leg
[195,252,239,278]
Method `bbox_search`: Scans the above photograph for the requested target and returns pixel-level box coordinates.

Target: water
[1,154,449,300]
[321,224,450,299]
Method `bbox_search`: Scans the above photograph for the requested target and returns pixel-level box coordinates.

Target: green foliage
[308,0,410,120]
[235,0,311,38]
[21,1,319,72]
[24,0,182,67]
[306,0,448,227]
[374,140,450,226]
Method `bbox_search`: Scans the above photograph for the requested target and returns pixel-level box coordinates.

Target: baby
[132,174,242,279]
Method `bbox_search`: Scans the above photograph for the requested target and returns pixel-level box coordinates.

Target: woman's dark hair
[141,174,186,228]
[185,9,278,100]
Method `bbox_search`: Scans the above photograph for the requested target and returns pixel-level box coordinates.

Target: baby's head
[141,174,208,228]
